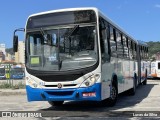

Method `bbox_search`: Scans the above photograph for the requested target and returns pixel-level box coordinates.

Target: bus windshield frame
[25,10,99,72]
[0,68,5,76]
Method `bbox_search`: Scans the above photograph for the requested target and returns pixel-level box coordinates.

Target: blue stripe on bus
[26,83,101,102]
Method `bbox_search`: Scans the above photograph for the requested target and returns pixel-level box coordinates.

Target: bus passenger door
[156,61,160,77]
[100,19,112,100]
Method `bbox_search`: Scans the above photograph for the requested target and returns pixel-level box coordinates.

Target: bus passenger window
[110,27,117,57]
[123,36,129,58]
[99,19,110,61]
[116,31,123,58]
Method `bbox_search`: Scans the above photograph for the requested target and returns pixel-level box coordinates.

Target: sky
[0,0,160,48]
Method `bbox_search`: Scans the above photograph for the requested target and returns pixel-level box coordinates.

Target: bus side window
[123,35,129,58]
[134,43,137,59]
[116,31,123,58]
[143,46,145,59]
[110,26,117,57]
[128,39,133,60]
[99,18,110,61]
[141,46,143,60]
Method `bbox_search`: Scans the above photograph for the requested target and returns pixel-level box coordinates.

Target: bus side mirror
[13,35,18,52]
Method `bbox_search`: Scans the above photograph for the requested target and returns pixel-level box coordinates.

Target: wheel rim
[110,86,117,100]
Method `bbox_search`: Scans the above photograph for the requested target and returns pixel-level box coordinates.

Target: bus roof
[137,40,148,47]
[28,7,98,18]
[27,7,144,45]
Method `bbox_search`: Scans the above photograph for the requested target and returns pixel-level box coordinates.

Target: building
[15,41,25,64]
[0,44,6,55]
[0,44,6,62]
[0,51,5,62]
[5,52,14,61]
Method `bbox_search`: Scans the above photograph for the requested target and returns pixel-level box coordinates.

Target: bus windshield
[11,68,24,75]
[0,68,5,76]
[26,25,98,71]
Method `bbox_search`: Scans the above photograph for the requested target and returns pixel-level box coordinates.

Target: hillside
[5,48,14,55]
[5,41,158,58]
[146,41,160,58]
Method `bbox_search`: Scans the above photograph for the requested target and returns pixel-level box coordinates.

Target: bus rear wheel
[48,101,64,106]
[143,72,147,85]
[128,76,136,96]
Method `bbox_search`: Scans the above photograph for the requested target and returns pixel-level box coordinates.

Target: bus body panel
[0,67,6,80]
[151,61,160,78]
[26,83,101,102]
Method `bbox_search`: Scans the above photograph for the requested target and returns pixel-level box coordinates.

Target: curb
[0,89,26,96]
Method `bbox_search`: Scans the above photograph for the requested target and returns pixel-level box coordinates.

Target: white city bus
[151,60,160,78]
[0,66,6,79]
[13,7,148,106]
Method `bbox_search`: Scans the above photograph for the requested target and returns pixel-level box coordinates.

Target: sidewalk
[0,89,26,96]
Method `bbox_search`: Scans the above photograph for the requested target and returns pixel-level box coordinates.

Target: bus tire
[128,75,136,96]
[143,71,147,85]
[48,101,64,106]
[143,79,147,85]
[102,83,118,107]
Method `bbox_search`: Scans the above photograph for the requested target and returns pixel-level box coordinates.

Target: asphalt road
[0,79,160,120]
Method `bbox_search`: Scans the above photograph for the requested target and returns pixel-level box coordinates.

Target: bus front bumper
[0,76,6,80]
[26,83,101,102]
[11,75,24,79]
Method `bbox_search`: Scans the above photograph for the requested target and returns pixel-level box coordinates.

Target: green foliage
[16,82,25,89]
[0,82,25,89]
[5,48,14,55]
[0,82,11,89]
[146,41,160,58]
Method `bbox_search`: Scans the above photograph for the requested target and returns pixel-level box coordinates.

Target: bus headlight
[26,76,38,88]
[80,74,100,87]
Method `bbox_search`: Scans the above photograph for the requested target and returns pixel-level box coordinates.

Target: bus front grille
[44,84,77,88]
[46,91,74,96]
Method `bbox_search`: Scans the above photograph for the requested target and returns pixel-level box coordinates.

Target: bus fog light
[26,76,39,88]
[85,81,90,86]
[90,77,96,83]
[33,83,38,88]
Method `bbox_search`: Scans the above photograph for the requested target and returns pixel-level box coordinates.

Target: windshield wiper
[65,25,79,38]
[63,25,79,56]
[40,28,48,42]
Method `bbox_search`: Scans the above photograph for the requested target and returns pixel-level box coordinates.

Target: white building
[15,41,25,64]
[0,44,6,55]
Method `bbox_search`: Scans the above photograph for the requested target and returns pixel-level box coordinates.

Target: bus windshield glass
[0,68,5,76]
[26,25,98,71]
[11,68,24,75]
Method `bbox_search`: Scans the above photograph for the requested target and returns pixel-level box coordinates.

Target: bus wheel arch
[103,74,118,107]
[111,74,118,101]
[128,73,137,95]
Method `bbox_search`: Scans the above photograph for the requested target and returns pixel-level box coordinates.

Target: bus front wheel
[102,83,118,107]
[48,101,64,106]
